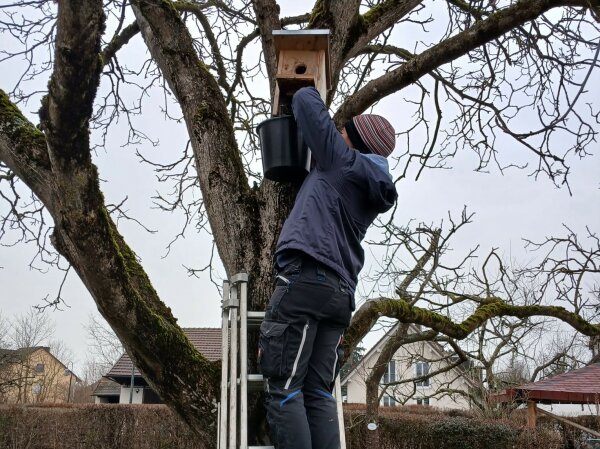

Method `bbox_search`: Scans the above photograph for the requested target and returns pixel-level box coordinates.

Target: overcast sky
[0,1,598,378]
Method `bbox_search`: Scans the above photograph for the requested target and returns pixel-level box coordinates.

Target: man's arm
[291,87,350,170]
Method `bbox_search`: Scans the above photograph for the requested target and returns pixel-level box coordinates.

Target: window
[35,363,44,374]
[382,395,397,407]
[416,362,430,387]
[416,398,430,406]
[32,383,42,395]
[382,360,396,384]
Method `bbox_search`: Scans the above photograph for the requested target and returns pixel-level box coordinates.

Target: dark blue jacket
[275,87,398,291]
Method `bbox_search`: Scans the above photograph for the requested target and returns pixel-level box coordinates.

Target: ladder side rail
[335,377,347,449]
[217,402,221,449]
[219,281,231,449]
[239,276,249,449]
[228,284,239,449]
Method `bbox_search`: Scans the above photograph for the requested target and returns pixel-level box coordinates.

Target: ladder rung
[247,373,264,392]
[248,374,264,382]
[247,311,266,328]
[231,272,249,283]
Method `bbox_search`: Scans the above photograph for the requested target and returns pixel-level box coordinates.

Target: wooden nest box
[272,29,331,116]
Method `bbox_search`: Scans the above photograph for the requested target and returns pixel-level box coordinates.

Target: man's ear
[341,127,354,149]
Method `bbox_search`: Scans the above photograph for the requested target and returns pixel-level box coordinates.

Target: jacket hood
[360,153,398,213]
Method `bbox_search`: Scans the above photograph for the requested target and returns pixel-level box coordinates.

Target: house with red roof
[93,328,221,404]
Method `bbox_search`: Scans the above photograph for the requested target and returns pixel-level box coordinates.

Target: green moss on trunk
[0,90,49,167]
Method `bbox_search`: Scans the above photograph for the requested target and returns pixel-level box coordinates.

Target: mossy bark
[1,1,222,445]
[345,297,600,362]
[131,0,299,443]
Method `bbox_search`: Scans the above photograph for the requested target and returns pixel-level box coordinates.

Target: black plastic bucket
[257,115,311,183]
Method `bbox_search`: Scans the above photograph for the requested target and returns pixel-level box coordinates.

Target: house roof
[106,328,221,379]
[0,346,81,382]
[494,363,600,404]
[92,378,121,397]
[0,346,49,358]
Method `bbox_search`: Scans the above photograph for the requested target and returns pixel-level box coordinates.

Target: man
[259,86,397,449]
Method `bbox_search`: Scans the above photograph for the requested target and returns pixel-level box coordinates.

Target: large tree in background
[356,216,599,432]
[1,0,599,446]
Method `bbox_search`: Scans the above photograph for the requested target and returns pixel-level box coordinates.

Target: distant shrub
[344,405,562,449]
[539,413,600,449]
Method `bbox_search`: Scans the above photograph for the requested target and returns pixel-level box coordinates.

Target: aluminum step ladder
[217,273,346,449]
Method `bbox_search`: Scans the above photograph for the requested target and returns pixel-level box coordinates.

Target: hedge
[0,404,204,449]
[344,405,562,449]
[1,403,590,449]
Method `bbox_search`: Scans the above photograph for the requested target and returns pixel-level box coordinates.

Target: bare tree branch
[334,0,599,124]
[251,0,281,94]
[101,21,140,66]
[346,0,424,62]
[131,0,258,278]
[1,2,221,440]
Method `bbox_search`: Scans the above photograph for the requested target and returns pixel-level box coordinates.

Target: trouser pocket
[259,320,289,378]
[259,319,312,391]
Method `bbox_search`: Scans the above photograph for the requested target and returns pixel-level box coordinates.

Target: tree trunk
[365,377,381,446]
[3,0,600,447]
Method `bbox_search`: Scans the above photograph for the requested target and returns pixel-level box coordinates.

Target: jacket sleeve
[291,87,350,170]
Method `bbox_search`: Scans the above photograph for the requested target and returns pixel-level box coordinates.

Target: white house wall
[119,386,144,404]
[344,336,472,410]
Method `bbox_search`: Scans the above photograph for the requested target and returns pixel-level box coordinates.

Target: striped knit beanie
[344,114,395,158]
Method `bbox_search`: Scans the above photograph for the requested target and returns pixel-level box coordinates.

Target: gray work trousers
[258,255,353,449]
